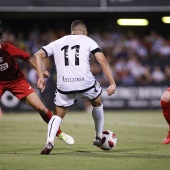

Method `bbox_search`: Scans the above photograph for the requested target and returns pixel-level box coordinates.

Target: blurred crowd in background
[2,24,170,89]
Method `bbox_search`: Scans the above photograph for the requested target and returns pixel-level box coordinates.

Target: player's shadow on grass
[55,148,170,159]
[2,148,170,160]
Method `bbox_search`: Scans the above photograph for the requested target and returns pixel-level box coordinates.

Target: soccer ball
[99,130,117,150]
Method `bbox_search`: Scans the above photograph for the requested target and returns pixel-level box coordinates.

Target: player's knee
[160,91,170,109]
[161,91,170,103]
[90,97,102,107]
[91,102,102,107]
[92,103,103,109]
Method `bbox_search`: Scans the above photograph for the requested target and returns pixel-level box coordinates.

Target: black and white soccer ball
[99,130,117,150]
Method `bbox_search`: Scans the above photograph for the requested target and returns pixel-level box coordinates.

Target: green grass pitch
[0,110,170,170]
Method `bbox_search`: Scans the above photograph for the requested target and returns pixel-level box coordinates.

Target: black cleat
[40,142,53,155]
[93,137,102,147]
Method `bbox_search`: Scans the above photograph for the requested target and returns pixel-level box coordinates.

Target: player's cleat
[163,133,170,144]
[93,136,102,147]
[40,142,53,155]
[58,132,74,145]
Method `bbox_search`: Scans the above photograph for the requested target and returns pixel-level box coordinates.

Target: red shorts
[0,78,35,99]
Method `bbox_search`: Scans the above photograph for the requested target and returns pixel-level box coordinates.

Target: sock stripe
[49,118,55,137]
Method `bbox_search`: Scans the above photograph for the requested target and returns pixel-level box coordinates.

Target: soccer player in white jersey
[33,20,116,154]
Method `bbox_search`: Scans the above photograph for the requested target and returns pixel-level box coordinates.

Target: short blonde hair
[71,20,87,33]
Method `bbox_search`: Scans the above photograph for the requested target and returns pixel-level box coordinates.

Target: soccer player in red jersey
[0,30,74,145]
[161,88,170,144]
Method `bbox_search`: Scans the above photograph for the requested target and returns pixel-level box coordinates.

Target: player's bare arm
[94,52,116,96]
[33,49,47,92]
[28,57,50,79]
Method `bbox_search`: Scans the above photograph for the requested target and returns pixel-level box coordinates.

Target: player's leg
[83,81,104,147]
[23,92,73,144]
[161,89,170,144]
[89,96,104,147]
[41,106,68,154]
[0,107,2,117]
[0,82,5,117]
[23,92,52,123]
[41,92,75,154]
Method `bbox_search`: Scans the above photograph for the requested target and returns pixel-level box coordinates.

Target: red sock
[46,109,52,120]
[57,126,62,136]
[40,109,52,124]
[161,101,170,132]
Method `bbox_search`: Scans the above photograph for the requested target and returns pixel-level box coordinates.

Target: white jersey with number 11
[42,34,101,93]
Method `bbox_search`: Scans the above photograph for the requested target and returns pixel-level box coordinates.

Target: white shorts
[54,81,102,107]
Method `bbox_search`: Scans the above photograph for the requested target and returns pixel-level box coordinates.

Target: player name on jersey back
[62,76,85,83]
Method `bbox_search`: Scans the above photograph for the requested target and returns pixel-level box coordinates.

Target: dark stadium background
[1,0,170,111]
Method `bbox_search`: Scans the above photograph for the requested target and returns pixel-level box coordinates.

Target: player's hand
[107,84,116,96]
[37,78,46,93]
[43,70,50,78]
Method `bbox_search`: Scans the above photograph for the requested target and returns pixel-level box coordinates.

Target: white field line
[64,119,167,128]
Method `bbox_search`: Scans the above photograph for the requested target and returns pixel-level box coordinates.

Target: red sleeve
[3,43,30,61]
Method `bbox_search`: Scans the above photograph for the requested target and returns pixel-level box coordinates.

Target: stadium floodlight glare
[117,19,148,26]
[162,16,170,23]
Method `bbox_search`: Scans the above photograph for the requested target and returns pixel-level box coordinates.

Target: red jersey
[0,43,30,81]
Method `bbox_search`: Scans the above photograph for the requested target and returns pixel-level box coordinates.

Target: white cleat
[58,132,75,145]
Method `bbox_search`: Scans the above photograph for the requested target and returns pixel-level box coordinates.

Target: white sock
[46,115,62,146]
[92,104,104,138]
